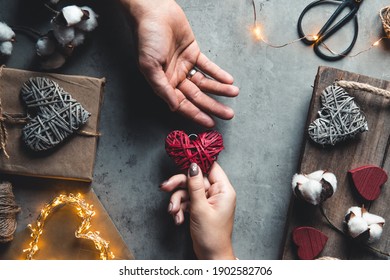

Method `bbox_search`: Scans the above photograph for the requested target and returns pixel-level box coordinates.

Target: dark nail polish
[159,180,168,188]
[189,163,199,177]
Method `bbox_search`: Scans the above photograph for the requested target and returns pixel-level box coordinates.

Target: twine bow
[0,65,29,158]
[0,99,29,159]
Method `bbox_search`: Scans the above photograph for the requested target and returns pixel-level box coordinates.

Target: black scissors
[297,0,363,61]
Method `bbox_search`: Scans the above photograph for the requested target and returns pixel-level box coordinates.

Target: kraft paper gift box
[0,67,104,182]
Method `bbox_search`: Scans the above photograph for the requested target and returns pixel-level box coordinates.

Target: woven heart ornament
[21,77,90,151]
[165,130,224,174]
[308,85,368,146]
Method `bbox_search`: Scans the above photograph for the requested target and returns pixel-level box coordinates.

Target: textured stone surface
[1,0,390,259]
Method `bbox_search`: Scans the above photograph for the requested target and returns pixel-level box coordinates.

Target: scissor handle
[298,0,359,44]
[297,0,360,60]
[313,16,358,61]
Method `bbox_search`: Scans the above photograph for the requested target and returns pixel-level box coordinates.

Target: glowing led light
[23,193,114,260]
[252,24,262,40]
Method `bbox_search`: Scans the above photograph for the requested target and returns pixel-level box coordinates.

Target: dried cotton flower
[71,31,85,47]
[61,5,88,27]
[51,21,75,46]
[36,36,56,57]
[345,206,385,243]
[36,32,74,70]
[292,170,337,205]
[0,22,15,42]
[0,22,15,56]
[40,5,98,68]
[0,41,13,56]
[76,7,99,32]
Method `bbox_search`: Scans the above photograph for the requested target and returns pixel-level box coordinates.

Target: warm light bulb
[373,40,380,46]
[312,35,319,41]
[252,24,262,40]
[24,193,114,260]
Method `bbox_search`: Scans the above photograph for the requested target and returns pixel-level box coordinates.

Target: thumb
[187,163,208,206]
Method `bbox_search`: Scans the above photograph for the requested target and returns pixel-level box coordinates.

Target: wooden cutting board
[281,66,390,260]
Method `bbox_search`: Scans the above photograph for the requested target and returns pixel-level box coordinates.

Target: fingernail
[189,163,199,177]
[168,202,173,213]
[175,215,181,225]
[159,180,169,188]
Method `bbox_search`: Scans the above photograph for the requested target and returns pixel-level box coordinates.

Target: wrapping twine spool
[0,181,20,243]
[380,6,390,38]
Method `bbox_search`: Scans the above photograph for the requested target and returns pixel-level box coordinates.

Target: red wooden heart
[165,130,224,174]
[348,165,388,201]
[292,227,328,260]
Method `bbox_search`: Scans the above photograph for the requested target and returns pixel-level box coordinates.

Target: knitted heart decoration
[292,226,328,260]
[165,130,224,174]
[308,85,368,146]
[21,77,90,151]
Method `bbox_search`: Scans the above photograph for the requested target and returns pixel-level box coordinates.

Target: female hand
[120,0,239,128]
[160,162,236,260]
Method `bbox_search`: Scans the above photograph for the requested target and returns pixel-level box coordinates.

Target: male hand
[121,0,239,128]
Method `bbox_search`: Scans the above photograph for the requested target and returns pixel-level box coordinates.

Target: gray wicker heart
[21,77,90,151]
[308,85,368,146]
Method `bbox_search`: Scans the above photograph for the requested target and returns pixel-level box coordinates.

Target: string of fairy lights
[250,0,389,58]
[23,193,114,260]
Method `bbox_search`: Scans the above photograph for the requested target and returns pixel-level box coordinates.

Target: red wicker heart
[292,227,328,260]
[165,130,224,174]
[348,165,388,201]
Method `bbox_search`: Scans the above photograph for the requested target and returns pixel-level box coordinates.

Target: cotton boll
[298,180,323,205]
[36,36,56,57]
[345,206,385,242]
[306,170,326,181]
[0,22,15,42]
[322,172,337,192]
[0,41,13,56]
[292,170,337,205]
[70,31,85,47]
[76,6,98,32]
[346,206,362,219]
[367,223,383,243]
[347,214,368,238]
[52,21,75,46]
[61,5,86,26]
[362,212,385,226]
[292,174,309,190]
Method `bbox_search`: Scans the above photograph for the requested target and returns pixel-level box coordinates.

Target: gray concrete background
[1,0,390,259]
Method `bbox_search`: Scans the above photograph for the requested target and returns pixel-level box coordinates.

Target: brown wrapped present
[0,66,104,182]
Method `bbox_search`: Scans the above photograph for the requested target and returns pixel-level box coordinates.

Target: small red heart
[165,130,224,174]
[348,165,388,201]
[292,227,328,260]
